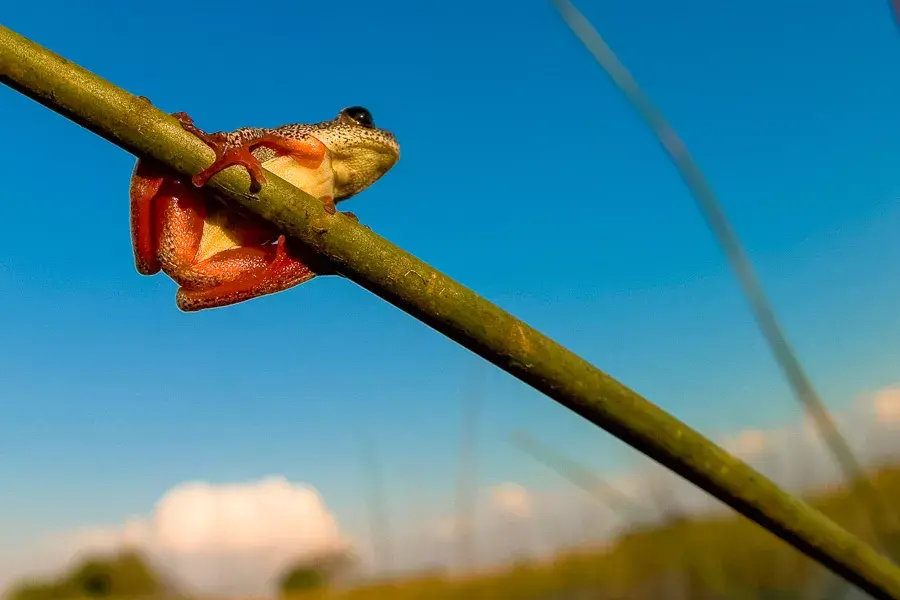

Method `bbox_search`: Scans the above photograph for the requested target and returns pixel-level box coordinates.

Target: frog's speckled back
[245,115,399,164]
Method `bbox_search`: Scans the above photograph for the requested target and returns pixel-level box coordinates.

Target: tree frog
[129,106,400,312]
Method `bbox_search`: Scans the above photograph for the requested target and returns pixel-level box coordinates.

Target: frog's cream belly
[261,154,335,202]
[193,155,335,263]
[195,211,247,263]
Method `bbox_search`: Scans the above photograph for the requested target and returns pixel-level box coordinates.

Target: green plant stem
[2,24,899,599]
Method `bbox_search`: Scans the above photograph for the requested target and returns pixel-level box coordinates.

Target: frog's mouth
[318,128,400,160]
[325,135,400,200]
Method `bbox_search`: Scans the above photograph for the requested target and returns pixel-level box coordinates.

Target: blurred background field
[6,409,899,600]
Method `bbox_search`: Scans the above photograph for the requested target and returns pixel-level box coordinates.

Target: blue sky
[2,0,900,563]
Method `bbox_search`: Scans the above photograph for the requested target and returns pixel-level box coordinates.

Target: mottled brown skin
[130,107,400,311]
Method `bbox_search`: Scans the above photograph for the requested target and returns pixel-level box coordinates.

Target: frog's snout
[382,134,401,163]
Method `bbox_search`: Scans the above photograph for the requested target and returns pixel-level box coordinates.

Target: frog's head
[313,106,400,200]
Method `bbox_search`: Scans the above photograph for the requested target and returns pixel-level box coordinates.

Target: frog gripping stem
[173,112,327,193]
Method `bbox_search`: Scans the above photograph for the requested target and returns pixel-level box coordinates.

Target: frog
[129,106,400,312]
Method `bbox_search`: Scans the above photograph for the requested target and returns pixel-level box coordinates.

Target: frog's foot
[173,112,327,193]
[319,195,337,216]
[320,196,364,224]
[339,211,370,229]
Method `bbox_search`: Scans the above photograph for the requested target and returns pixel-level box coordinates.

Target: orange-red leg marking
[175,236,318,312]
[130,160,168,275]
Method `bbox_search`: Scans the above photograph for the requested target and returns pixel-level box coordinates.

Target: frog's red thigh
[129,160,167,274]
[175,236,318,312]
[154,180,207,272]
[130,161,208,276]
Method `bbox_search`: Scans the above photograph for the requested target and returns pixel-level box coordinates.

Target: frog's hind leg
[143,189,323,311]
[174,235,321,312]
[131,157,326,312]
[129,160,168,275]
[130,160,215,277]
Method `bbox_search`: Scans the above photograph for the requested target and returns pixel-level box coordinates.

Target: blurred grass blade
[3,24,900,599]
[455,369,484,572]
[548,0,895,542]
[359,429,394,575]
[510,430,647,521]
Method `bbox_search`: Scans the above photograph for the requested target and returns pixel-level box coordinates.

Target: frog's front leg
[174,112,332,203]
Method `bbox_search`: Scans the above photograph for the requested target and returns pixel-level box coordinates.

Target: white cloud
[428,516,459,542]
[873,386,900,424]
[148,477,345,556]
[489,483,532,519]
[721,428,768,458]
[3,477,349,598]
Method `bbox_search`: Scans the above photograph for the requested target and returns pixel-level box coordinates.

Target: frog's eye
[342,106,374,128]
